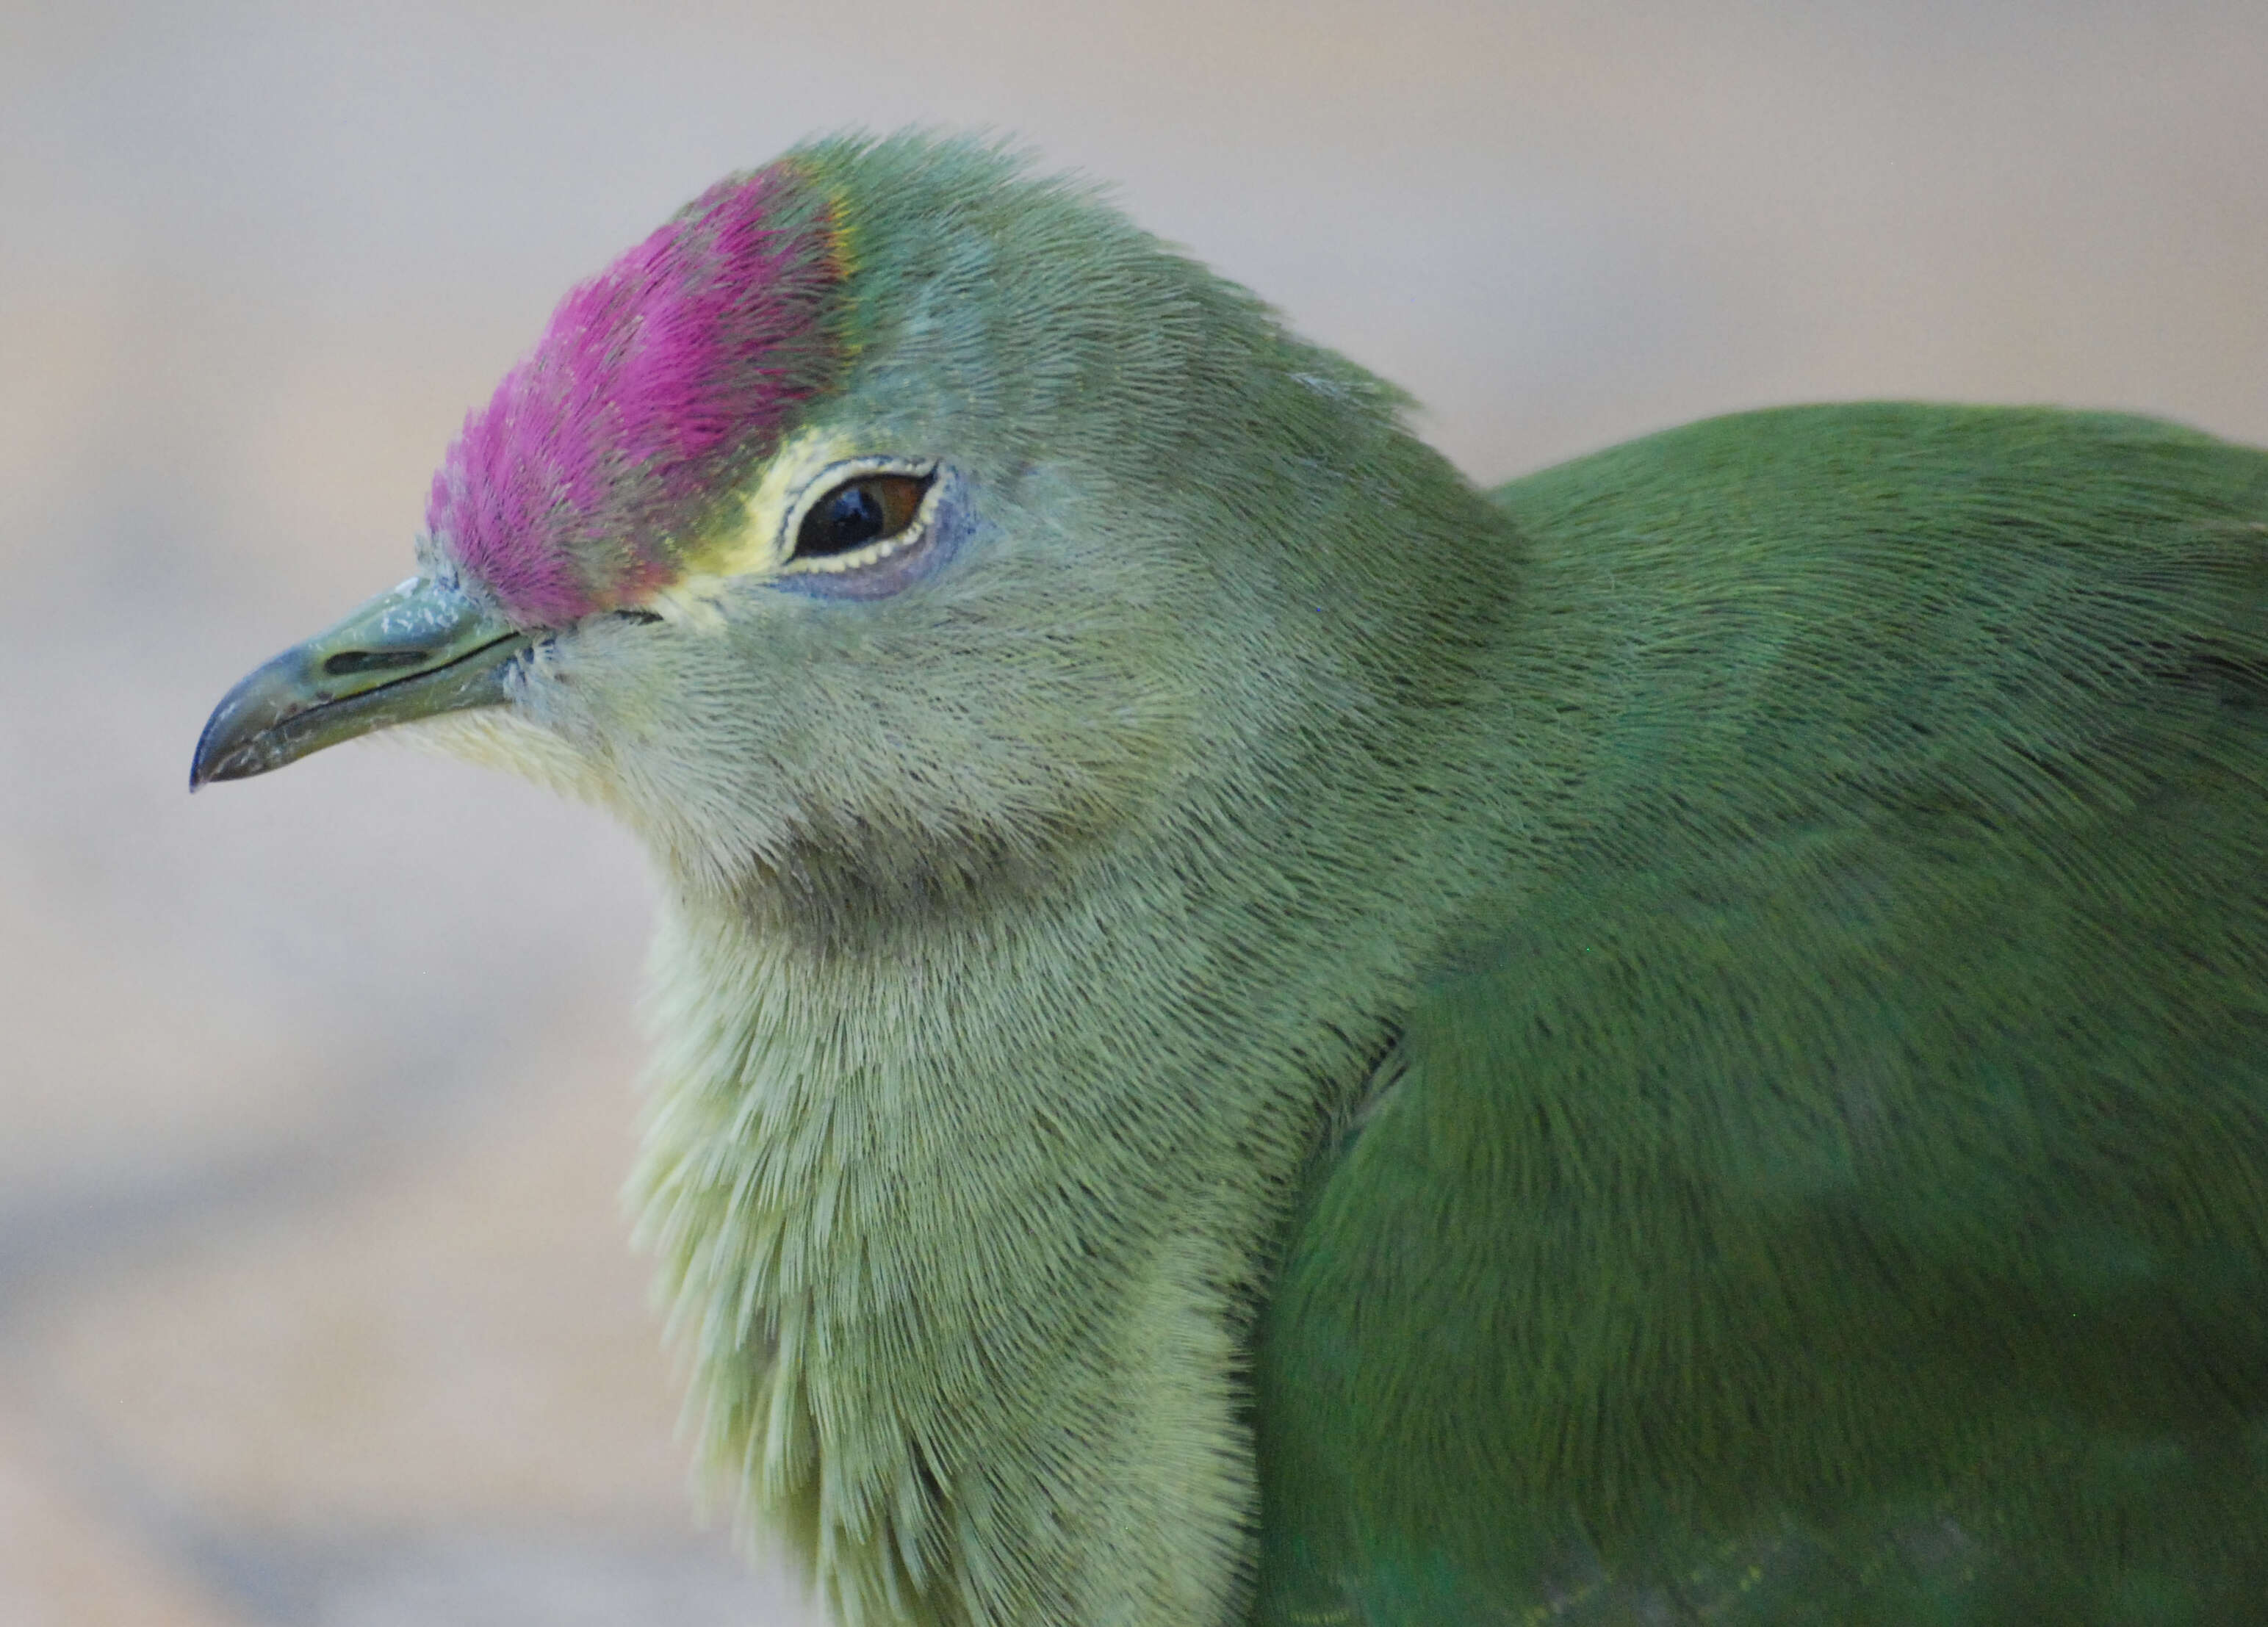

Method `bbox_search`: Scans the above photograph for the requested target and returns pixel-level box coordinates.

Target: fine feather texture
[1260,408,2268,1623]
[247,133,2268,1626]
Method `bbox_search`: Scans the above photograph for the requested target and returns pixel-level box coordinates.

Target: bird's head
[194,134,1488,945]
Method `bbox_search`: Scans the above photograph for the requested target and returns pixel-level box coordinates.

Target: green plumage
[1260,406,2268,1623]
[193,137,2268,1627]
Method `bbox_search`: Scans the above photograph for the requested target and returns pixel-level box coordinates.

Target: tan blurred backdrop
[2,1,2264,1621]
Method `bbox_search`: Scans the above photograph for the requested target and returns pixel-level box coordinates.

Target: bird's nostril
[323,649,431,677]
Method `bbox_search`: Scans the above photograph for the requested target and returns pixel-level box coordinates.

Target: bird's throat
[629,852,1400,1626]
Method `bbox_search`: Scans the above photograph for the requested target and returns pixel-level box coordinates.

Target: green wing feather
[1255,405,2268,1625]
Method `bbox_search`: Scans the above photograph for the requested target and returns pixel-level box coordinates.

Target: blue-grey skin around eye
[774,466,976,601]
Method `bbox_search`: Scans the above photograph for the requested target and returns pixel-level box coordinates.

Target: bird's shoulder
[1251,402,2268,1624]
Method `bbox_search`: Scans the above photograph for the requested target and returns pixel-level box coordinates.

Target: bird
[191,132,2268,1626]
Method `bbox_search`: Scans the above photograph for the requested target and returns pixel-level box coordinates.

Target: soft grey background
[4,1,2264,1621]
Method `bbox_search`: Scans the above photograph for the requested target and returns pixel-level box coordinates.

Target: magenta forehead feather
[426,163,846,625]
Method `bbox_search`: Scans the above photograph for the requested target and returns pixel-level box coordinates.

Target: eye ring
[780,457,940,574]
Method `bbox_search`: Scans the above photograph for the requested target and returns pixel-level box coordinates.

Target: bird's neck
[630,801,1444,1625]
[627,488,1552,1625]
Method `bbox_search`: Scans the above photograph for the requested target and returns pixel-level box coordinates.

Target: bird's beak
[190,576,530,789]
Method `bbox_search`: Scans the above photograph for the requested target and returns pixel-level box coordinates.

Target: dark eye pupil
[793,472,932,560]
[813,486,885,552]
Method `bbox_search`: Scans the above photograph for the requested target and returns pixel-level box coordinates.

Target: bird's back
[1256,404,2268,1624]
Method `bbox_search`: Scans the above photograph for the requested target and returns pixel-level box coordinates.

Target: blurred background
[3,0,2264,1621]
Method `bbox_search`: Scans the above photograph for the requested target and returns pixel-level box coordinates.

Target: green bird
[192,134,2268,1625]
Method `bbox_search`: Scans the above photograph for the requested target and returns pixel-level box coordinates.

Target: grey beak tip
[187,740,226,793]
[190,661,292,792]
[188,706,227,792]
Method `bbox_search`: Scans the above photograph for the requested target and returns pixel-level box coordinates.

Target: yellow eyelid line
[682,428,864,582]
[777,458,942,576]
[666,440,944,607]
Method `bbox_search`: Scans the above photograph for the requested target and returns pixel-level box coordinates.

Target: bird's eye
[794,473,932,560]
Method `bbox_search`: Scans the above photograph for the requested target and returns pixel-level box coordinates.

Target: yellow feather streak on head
[668,426,868,601]
[660,159,867,599]
[617,162,871,618]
